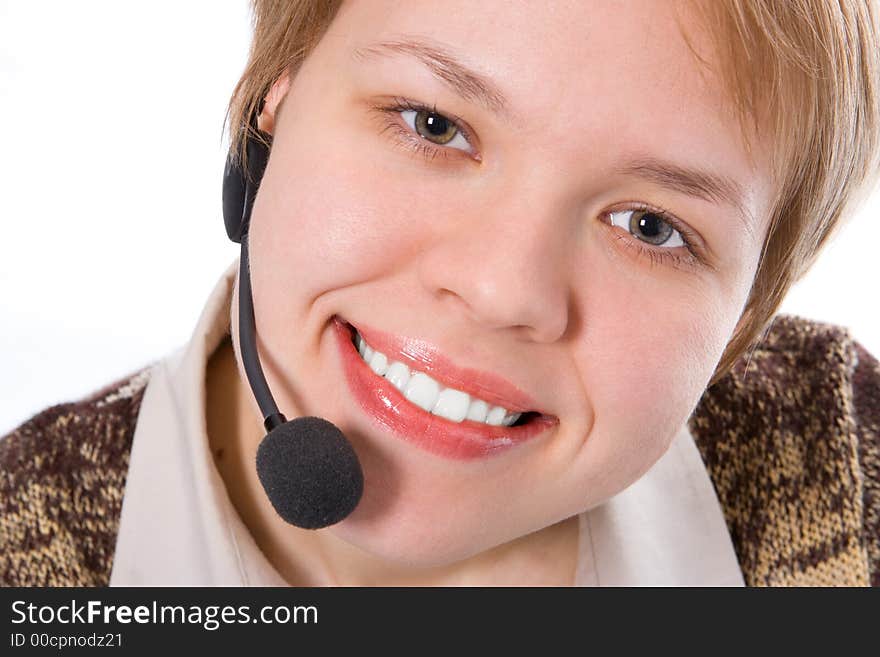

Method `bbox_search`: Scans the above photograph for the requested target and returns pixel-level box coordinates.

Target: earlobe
[257,70,292,134]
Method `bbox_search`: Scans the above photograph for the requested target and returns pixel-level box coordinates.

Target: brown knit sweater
[1,315,878,586]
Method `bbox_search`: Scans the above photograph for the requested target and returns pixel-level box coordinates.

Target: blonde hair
[226,0,880,384]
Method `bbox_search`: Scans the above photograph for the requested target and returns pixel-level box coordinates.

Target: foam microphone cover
[256,416,364,529]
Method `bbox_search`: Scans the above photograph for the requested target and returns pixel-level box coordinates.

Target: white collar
[575,421,745,586]
[110,259,743,586]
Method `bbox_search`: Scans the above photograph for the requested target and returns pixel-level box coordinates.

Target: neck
[206,335,580,586]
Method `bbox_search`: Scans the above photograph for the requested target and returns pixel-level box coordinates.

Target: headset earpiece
[222,98,364,529]
[222,106,273,243]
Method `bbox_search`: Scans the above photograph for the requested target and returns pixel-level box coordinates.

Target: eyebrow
[352,36,755,234]
[614,157,755,235]
[351,35,515,123]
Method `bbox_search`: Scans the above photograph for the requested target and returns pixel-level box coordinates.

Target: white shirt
[109,260,744,587]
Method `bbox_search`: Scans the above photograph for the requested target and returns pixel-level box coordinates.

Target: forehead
[330,0,771,230]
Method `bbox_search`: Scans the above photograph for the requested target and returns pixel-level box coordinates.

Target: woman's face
[239,0,773,565]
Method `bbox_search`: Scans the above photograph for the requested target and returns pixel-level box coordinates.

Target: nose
[417,188,572,344]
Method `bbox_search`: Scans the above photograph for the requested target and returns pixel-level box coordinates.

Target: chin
[328,492,503,570]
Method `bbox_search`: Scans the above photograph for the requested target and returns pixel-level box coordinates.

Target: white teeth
[403,372,440,412]
[368,351,389,376]
[502,412,521,426]
[353,329,528,427]
[485,405,507,426]
[465,399,489,423]
[432,388,470,423]
[384,361,410,392]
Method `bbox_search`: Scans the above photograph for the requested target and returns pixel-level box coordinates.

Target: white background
[1,1,878,435]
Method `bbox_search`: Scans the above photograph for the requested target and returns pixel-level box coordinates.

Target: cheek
[250,153,389,294]
[248,133,460,313]
[567,265,741,496]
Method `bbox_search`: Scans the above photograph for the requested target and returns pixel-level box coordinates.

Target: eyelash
[372,97,705,271]
[373,96,478,162]
[603,203,704,272]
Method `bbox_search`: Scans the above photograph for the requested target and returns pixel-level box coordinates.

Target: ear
[257,70,292,135]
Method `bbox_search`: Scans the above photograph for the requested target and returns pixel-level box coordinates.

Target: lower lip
[332,316,557,460]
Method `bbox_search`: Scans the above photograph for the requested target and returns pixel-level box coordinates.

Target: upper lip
[337,316,550,416]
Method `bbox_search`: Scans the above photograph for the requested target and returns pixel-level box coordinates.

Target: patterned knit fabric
[1,315,877,586]
[687,316,879,586]
[0,368,151,586]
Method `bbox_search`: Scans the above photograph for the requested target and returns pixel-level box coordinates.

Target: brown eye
[400,109,470,151]
[609,209,685,248]
[413,110,458,144]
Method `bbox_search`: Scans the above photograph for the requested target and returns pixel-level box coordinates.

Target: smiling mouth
[345,323,540,428]
[332,316,557,460]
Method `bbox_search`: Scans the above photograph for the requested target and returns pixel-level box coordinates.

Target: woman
[2,0,879,586]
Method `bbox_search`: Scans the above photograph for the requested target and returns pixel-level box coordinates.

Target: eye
[608,209,685,248]
[373,96,478,160]
[399,108,471,152]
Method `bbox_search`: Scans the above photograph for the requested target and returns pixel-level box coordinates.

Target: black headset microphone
[221,107,364,530]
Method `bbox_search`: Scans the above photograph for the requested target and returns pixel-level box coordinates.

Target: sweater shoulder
[852,339,880,586]
[689,314,878,586]
[0,367,152,586]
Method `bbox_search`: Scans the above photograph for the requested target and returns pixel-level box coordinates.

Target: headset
[221,102,363,529]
